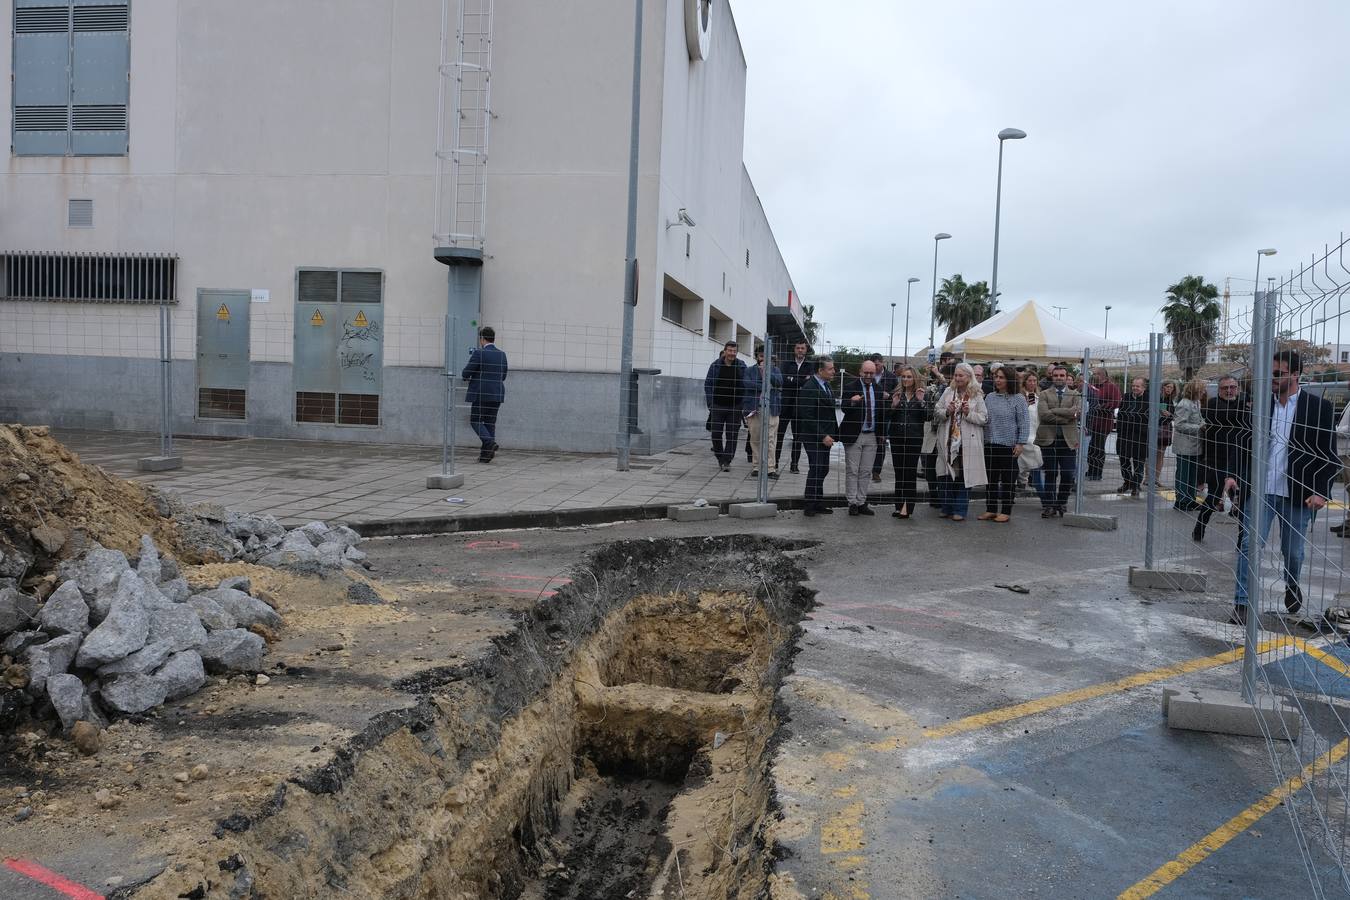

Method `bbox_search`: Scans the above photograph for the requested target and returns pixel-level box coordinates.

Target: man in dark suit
[840,359,885,515]
[1232,350,1339,623]
[704,340,747,471]
[462,326,507,462]
[798,355,839,516]
[777,340,815,474]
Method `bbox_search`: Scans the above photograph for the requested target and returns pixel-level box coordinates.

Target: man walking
[1232,350,1338,624]
[1035,365,1082,516]
[743,346,783,479]
[870,353,897,482]
[704,341,747,472]
[461,326,507,463]
[799,356,839,516]
[841,359,884,515]
[777,340,815,474]
[1084,366,1121,480]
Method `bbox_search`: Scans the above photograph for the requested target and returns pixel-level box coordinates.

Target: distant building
[0,0,805,453]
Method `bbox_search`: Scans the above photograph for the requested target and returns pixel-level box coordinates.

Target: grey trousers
[844,436,878,506]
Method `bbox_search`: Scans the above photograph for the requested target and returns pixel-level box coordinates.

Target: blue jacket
[741,364,783,417]
[462,343,508,404]
[704,357,748,409]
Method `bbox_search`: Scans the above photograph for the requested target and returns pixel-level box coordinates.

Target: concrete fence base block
[425,474,466,490]
[729,502,778,519]
[669,504,720,522]
[137,455,182,472]
[1062,513,1118,531]
[1163,685,1301,740]
[1128,566,1206,592]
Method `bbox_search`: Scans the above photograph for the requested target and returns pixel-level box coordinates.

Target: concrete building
[0,0,806,453]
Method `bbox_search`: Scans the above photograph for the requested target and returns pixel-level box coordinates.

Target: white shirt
[1265,390,1298,497]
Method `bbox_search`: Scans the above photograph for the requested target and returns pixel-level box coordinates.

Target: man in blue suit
[462,326,508,462]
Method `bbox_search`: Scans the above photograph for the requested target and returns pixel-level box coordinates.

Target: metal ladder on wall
[434,0,493,250]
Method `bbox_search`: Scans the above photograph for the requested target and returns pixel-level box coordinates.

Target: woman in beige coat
[932,363,988,521]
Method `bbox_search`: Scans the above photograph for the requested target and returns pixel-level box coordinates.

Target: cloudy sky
[732,0,1350,355]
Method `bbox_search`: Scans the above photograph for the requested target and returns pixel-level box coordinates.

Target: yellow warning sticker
[352,310,369,327]
[310,309,325,326]
[216,303,230,321]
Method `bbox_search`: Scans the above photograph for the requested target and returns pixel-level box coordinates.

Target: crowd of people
[705,342,1346,625]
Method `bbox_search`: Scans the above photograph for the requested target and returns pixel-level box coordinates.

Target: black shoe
[892,510,904,518]
[751,469,759,477]
[1229,606,1248,626]
[767,471,780,480]
[1192,519,1206,542]
[1041,508,1054,518]
[789,465,800,474]
[804,507,818,517]
[858,505,875,516]
[1332,523,1349,535]
[848,505,860,516]
[1116,484,1129,493]
[1285,585,1303,615]
[720,464,731,472]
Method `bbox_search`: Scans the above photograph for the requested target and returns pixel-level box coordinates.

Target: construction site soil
[2,532,816,899]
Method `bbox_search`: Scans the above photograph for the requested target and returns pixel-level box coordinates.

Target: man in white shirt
[1232,350,1339,624]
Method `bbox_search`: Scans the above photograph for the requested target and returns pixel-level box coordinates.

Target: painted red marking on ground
[4,859,104,900]
[483,573,571,583]
[500,587,558,597]
[465,540,521,551]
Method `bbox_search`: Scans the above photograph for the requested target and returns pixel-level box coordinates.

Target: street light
[1104,305,1112,340]
[989,128,1027,325]
[903,276,920,360]
[1052,305,1067,319]
[929,232,952,355]
[889,302,897,358]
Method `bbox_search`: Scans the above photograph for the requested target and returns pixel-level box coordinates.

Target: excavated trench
[174,535,814,900]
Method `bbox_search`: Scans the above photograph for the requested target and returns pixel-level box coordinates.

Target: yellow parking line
[869,638,1295,752]
[1293,639,1350,678]
[1117,738,1350,899]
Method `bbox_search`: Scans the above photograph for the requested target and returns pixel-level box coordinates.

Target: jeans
[1042,439,1076,509]
[804,441,831,508]
[1028,468,1045,504]
[709,406,741,465]
[985,444,1018,515]
[470,401,500,449]
[1175,454,1200,508]
[844,436,878,506]
[939,474,969,517]
[1234,493,1315,606]
[892,440,921,510]
[776,410,804,469]
[923,450,941,505]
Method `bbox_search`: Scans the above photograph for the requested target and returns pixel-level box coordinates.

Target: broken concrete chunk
[75,590,150,668]
[159,577,191,604]
[281,530,317,553]
[146,603,208,652]
[26,634,80,696]
[159,556,181,583]
[61,547,130,598]
[154,650,206,701]
[298,521,331,544]
[135,535,162,584]
[199,629,265,674]
[37,581,90,637]
[343,545,368,563]
[315,542,345,568]
[217,576,251,595]
[0,587,40,636]
[100,673,169,714]
[186,595,236,632]
[1,630,47,656]
[198,588,281,630]
[97,640,174,677]
[45,673,87,732]
[191,502,229,523]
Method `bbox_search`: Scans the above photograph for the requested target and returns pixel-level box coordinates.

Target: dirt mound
[0,424,181,575]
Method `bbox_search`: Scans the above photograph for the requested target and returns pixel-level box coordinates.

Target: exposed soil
[0,424,183,574]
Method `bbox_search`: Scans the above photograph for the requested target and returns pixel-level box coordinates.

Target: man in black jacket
[777,340,815,474]
[1232,350,1339,623]
[869,354,898,482]
[798,356,839,516]
[703,341,747,471]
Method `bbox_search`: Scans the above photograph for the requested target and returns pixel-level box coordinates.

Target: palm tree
[934,275,996,341]
[1161,275,1220,379]
[801,303,821,348]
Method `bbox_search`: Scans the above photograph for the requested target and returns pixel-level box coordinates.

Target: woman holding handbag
[932,363,988,522]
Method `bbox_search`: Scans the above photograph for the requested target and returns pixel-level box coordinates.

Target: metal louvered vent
[72,105,128,130]
[339,271,383,305]
[72,4,128,31]
[68,199,93,227]
[14,106,70,131]
[1,251,178,303]
[297,270,338,304]
[14,6,70,32]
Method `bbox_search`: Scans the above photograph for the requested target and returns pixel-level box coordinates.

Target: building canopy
[942,301,1127,363]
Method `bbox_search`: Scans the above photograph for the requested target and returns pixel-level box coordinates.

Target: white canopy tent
[941,301,1127,364]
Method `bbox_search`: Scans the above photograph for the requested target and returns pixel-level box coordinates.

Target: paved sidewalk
[57,429,1152,527]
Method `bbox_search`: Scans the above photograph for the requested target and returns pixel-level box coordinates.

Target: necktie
[1058,389,1064,401]
[864,384,873,430]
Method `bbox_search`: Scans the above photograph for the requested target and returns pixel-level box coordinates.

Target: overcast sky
[732,0,1350,355]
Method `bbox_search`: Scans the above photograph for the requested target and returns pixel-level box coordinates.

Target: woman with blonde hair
[931,363,988,521]
[1171,377,1206,510]
[888,365,929,519]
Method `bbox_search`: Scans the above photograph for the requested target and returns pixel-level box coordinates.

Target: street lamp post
[929,233,952,356]
[889,302,896,358]
[903,276,920,360]
[1104,305,1112,340]
[989,128,1027,321]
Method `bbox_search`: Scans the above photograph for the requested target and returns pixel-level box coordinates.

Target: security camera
[666,208,697,230]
